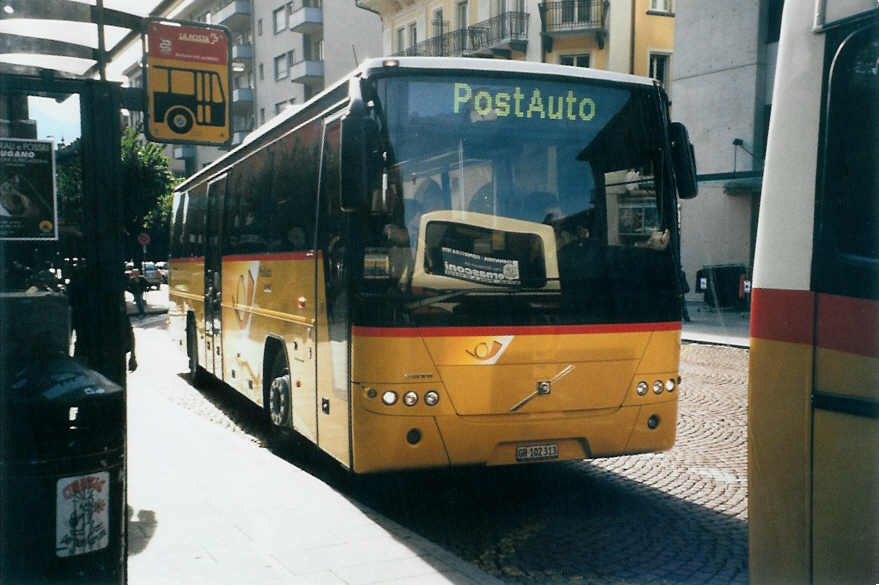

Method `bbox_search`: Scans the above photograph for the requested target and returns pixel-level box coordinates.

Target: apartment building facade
[129,0,381,177]
[671,0,783,294]
[359,0,675,85]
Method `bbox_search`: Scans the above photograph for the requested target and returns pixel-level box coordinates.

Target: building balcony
[232,87,254,113]
[231,43,253,60]
[173,145,195,159]
[231,130,251,146]
[289,6,322,35]
[393,11,528,58]
[215,0,251,31]
[539,0,607,47]
[290,59,324,84]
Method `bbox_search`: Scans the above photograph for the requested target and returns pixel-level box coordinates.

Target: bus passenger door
[810,20,879,585]
[204,174,227,380]
[315,114,352,469]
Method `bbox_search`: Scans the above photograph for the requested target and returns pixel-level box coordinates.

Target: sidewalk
[681,299,750,348]
[126,327,504,585]
[125,288,169,318]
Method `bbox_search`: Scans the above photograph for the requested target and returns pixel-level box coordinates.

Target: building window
[457,1,468,29]
[408,22,417,47]
[275,101,289,114]
[287,50,295,69]
[258,18,263,36]
[273,6,286,33]
[649,0,673,13]
[274,54,288,79]
[259,63,264,80]
[560,0,590,23]
[649,52,670,86]
[303,34,323,61]
[560,54,590,67]
[260,107,265,124]
[396,27,405,52]
[432,8,444,37]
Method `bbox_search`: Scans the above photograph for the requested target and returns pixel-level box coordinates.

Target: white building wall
[253,0,304,123]
[671,0,763,296]
[324,2,383,81]
[606,0,632,73]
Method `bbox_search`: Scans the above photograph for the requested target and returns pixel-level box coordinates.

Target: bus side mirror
[340,115,379,212]
[670,122,698,199]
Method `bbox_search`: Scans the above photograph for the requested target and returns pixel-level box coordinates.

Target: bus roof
[176,57,659,192]
[361,57,658,88]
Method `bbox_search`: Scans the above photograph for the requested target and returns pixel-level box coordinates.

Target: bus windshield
[360,73,678,327]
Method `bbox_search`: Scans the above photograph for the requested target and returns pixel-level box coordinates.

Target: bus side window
[171,69,195,97]
[212,74,224,103]
[170,192,186,259]
[814,24,879,300]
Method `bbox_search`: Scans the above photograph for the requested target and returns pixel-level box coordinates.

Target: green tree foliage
[55,128,179,256]
[120,126,179,243]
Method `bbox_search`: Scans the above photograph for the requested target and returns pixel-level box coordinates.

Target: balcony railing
[290,59,324,83]
[290,5,322,34]
[215,0,251,31]
[540,0,605,33]
[231,43,253,60]
[393,11,528,57]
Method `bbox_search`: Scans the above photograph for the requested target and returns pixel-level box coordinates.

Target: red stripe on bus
[353,322,681,338]
[816,294,879,359]
[169,256,205,263]
[750,288,815,345]
[223,251,320,262]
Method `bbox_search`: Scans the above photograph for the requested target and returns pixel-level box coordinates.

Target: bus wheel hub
[269,375,291,427]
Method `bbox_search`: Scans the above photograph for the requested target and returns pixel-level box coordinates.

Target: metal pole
[80,80,124,386]
[97,0,107,80]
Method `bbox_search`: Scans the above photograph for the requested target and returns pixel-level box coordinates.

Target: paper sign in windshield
[441,247,520,286]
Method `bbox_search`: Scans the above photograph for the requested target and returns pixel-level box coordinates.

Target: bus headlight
[381,391,398,406]
[424,391,440,406]
[636,381,649,396]
[403,391,418,407]
[653,380,664,394]
[665,379,676,392]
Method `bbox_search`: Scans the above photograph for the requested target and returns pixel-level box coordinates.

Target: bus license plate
[516,443,559,462]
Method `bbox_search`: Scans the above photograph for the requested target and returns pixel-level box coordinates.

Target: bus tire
[167,107,194,134]
[268,352,291,431]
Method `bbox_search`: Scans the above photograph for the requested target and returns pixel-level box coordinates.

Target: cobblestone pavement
[134,321,749,585]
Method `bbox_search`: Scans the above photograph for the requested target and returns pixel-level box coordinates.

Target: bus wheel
[167,107,194,134]
[268,354,291,430]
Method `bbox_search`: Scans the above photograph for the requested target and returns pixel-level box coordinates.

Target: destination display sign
[394,77,632,134]
[144,19,231,146]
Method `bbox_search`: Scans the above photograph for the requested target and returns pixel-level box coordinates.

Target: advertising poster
[0,138,57,240]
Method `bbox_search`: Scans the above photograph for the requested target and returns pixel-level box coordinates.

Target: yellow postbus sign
[145,20,231,146]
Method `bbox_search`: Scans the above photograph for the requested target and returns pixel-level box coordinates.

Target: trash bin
[0,356,125,585]
[695,264,749,309]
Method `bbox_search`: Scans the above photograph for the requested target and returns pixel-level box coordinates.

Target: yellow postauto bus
[748,3,878,585]
[168,57,698,473]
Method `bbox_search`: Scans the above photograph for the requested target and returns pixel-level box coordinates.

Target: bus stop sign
[144,19,231,146]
